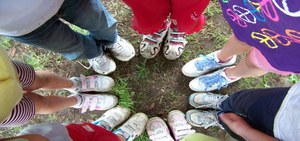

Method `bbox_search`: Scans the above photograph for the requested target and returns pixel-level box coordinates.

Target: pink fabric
[122,0,209,34]
[249,48,292,76]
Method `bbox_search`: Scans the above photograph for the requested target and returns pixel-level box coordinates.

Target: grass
[23,51,45,70]
[135,132,151,141]
[289,74,300,83]
[205,1,222,17]
[135,59,150,80]
[112,78,151,141]
[0,36,12,49]
[112,78,135,110]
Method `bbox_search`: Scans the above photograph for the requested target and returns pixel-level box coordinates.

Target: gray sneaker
[88,54,116,75]
[189,92,228,110]
[186,110,221,129]
[109,36,135,61]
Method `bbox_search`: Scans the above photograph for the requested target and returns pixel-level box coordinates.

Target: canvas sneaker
[168,110,195,141]
[93,106,131,131]
[114,113,148,141]
[71,94,118,113]
[189,68,240,92]
[163,26,187,60]
[66,74,114,93]
[182,50,236,77]
[88,54,116,75]
[186,110,221,129]
[109,36,135,61]
[189,93,228,110]
[140,22,169,59]
[147,117,174,141]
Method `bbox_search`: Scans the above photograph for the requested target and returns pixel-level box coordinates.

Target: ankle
[217,52,233,63]
[224,67,239,80]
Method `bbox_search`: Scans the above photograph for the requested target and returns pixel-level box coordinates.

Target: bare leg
[25,71,74,92]
[217,35,252,62]
[25,92,77,114]
[225,54,268,78]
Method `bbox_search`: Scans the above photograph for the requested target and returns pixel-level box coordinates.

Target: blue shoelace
[194,55,220,71]
[200,72,228,91]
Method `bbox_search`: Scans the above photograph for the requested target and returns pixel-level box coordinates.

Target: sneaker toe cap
[182,61,200,77]
[189,78,206,91]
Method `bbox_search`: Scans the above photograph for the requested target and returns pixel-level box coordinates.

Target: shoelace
[171,121,195,140]
[194,55,219,71]
[197,112,220,129]
[195,94,229,109]
[149,129,174,141]
[201,72,228,91]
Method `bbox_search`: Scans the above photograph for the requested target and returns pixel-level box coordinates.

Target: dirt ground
[0,0,294,140]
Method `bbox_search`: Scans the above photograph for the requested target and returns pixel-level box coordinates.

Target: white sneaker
[71,94,118,113]
[186,110,220,129]
[189,92,228,109]
[168,110,195,140]
[93,106,131,131]
[140,22,169,59]
[163,27,187,60]
[66,74,114,93]
[114,113,148,141]
[109,36,135,61]
[88,54,116,75]
[189,68,240,92]
[147,117,174,141]
[182,50,236,77]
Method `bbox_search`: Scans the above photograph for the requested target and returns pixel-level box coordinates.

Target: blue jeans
[9,0,117,60]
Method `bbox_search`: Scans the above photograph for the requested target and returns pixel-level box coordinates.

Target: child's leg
[225,54,268,78]
[218,35,252,62]
[12,61,74,92]
[28,71,73,91]
[25,92,77,114]
[217,35,268,78]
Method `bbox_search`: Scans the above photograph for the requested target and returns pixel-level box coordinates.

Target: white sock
[65,77,81,92]
[71,94,83,108]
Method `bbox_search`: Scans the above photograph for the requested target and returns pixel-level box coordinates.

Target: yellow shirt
[0,47,22,123]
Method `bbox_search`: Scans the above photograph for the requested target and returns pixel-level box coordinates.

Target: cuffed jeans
[9,0,117,60]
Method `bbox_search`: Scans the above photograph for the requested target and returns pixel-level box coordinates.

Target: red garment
[122,0,210,34]
[66,123,121,141]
